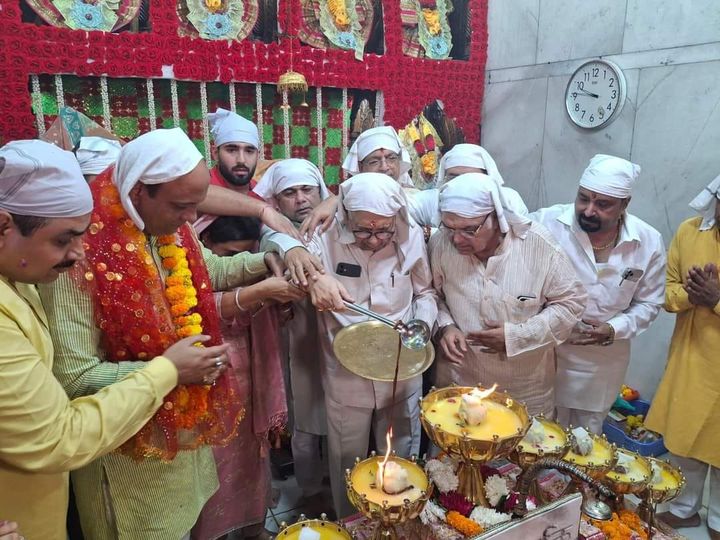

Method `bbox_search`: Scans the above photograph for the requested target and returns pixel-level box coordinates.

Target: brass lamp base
[457,460,489,506]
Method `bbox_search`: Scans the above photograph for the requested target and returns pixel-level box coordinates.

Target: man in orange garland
[0,139,230,540]
[39,128,283,540]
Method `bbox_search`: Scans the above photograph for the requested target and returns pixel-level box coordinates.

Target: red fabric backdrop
[0,0,487,143]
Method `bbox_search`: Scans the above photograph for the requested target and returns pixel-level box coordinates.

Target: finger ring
[214,358,224,368]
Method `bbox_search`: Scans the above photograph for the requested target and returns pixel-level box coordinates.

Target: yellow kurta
[645,217,720,467]
[0,277,178,540]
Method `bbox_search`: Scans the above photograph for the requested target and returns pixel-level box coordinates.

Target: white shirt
[531,204,665,340]
[531,203,666,411]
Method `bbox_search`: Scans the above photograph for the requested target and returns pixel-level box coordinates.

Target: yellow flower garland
[158,235,204,337]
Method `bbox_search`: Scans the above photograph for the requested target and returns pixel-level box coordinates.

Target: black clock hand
[575,89,600,98]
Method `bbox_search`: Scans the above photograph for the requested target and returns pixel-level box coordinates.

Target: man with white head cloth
[431,174,586,416]
[39,128,283,539]
[301,173,437,518]
[645,175,720,536]
[0,140,225,540]
[199,108,323,286]
[532,154,666,434]
[75,136,122,182]
[253,159,332,510]
[409,143,528,227]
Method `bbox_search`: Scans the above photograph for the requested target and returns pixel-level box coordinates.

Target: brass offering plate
[276,518,353,539]
[333,321,434,381]
[605,449,652,495]
[645,457,685,504]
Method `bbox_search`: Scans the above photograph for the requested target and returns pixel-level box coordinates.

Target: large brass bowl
[563,432,618,481]
[604,449,652,495]
[643,457,685,504]
[420,385,530,505]
[510,415,570,470]
[346,454,431,540]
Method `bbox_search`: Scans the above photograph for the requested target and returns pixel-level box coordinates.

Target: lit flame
[378,427,393,491]
[471,383,498,399]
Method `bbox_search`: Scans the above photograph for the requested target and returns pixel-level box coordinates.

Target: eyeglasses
[362,154,400,169]
[352,229,396,240]
[439,213,495,239]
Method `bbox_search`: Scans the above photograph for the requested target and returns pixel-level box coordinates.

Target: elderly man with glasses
[430,174,586,416]
[300,172,437,518]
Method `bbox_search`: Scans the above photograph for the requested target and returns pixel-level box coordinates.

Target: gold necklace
[591,222,621,251]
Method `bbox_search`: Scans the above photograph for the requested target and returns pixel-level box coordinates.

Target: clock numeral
[609,77,615,88]
[575,103,580,112]
[603,69,607,79]
[581,110,586,119]
[592,68,599,77]
[611,90,617,99]
[584,72,590,82]
[589,114,595,122]
[599,109,605,119]
[576,81,585,91]
[572,92,578,100]
[607,102,612,111]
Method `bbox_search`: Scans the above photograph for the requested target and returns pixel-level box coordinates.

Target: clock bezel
[564,58,627,130]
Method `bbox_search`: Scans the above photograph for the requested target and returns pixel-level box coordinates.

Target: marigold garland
[618,509,649,539]
[446,510,483,537]
[591,512,642,540]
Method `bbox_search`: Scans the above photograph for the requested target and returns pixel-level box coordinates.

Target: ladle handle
[343,301,400,329]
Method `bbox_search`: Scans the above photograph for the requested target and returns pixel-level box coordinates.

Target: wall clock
[565,59,626,129]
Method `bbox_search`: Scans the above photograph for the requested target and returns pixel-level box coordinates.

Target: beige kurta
[429,222,587,416]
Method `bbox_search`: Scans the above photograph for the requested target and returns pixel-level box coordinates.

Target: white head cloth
[0,139,92,218]
[439,173,531,235]
[208,107,259,149]
[253,158,330,201]
[437,143,504,188]
[342,126,412,177]
[76,136,122,175]
[115,128,203,230]
[578,154,640,199]
[337,172,412,250]
[689,174,720,231]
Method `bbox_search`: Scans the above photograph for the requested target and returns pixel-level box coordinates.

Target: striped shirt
[39,236,268,540]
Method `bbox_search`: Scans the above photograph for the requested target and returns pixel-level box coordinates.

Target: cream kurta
[307,222,438,409]
[646,217,720,467]
[532,204,666,412]
[430,221,587,416]
[0,277,177,540]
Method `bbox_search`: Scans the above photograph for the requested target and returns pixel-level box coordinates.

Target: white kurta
[409,186,529,228]
[531,204,666,412]
[429,221,587,416]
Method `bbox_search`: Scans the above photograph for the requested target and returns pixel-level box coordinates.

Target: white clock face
[565,60,626,129]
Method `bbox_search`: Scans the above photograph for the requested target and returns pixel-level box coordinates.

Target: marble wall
[481,0,720,399]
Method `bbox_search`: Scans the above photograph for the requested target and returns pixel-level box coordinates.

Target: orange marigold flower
[162,257,178,270]
[171,303,190,317]
[446,511,483,537]
[157,235,177,245]
[166,276,184,287]
[166,286,187,301]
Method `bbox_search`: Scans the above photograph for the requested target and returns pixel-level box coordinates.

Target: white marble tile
[536,0,626,64]
[623,0,720,53]
[481,76,548,210]
[486,0,540,70]
[537,68,639,209]
[629,60,720,241]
